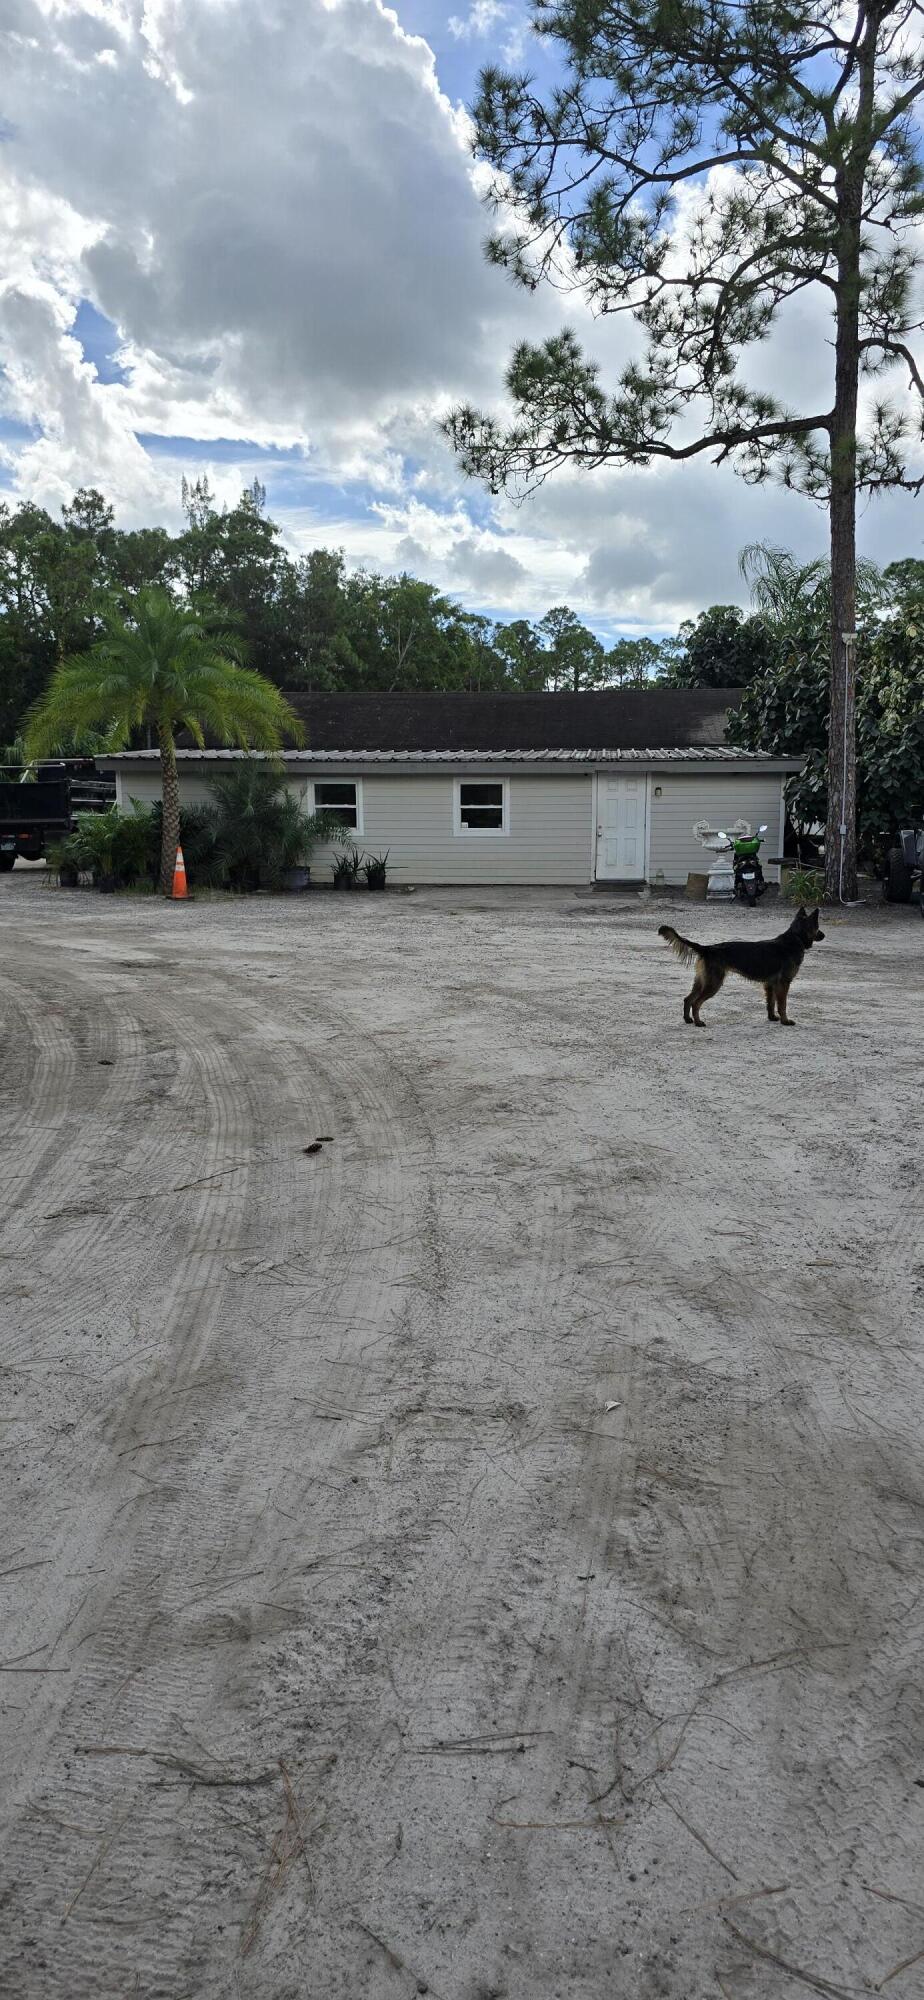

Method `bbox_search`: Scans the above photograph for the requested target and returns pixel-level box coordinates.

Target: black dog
[658,906,825,1026]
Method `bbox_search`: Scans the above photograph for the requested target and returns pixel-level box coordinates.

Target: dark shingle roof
[279,688,742,753]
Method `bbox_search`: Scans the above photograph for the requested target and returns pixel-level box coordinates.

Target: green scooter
[732,824,769,906]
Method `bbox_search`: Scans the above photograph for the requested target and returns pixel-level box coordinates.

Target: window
[454,778,509,836]
[311,779,363,833]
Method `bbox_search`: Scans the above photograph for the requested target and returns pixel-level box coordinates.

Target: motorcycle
[731,824,769,906]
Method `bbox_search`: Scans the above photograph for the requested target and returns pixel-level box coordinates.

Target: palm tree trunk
[158,721,181,895]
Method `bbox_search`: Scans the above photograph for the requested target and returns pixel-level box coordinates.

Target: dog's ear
[808,907,819,923]
[796,904,806,918]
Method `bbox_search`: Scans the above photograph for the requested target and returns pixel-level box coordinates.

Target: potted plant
[45,837,81,888]
[207,765,340,892]
[332,844,363,891]
[71,805,121,891]
[275,799,342,893]
[363,850,389,891]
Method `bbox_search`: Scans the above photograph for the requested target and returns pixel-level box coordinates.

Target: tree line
[0,475,825,741]
[0,477,723,739]
[3,479,923,861]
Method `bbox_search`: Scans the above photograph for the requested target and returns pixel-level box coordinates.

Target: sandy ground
[1,873,922,2000]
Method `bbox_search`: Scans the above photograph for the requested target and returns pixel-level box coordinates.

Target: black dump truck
[0,760,116,870]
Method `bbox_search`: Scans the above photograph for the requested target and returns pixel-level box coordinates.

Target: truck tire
[884,848,912,903]
[0,852,15,872]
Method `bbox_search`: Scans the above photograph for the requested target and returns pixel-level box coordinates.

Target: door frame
[593,770,651,882]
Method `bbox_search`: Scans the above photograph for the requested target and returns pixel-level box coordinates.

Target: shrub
[148,799,224,888]
[784,866,823,905]
[70,804,121,883]
[273,793,343,885]
[206,763,340,890]
[45,837,81,887]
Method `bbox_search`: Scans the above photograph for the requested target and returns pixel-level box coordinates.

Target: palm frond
[24,587,303,759]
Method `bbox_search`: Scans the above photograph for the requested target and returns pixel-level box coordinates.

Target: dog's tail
[657,924,701,967]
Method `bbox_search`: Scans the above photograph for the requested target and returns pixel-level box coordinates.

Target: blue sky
[0,0,921,643]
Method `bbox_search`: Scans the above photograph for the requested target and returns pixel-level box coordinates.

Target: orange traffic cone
[171,845,189,900]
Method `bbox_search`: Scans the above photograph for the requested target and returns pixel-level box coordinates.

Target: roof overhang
[105,748,803,774]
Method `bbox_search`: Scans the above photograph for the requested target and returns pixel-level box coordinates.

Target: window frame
[452,776,510,838]
[307,776,364,836]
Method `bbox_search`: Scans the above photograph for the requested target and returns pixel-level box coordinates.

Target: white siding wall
[116,770,223,810]
[647,773,785,885]
[113,761,788,886]
[310,774,593,884]
[116,766,595,884]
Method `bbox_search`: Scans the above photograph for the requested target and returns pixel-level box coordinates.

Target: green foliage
[0,479,689,745]
[445,0,924,892]
[736,550,924,859]
[44,837,81,885]
[448,5,924,503]
[784,867,824,905]
[363,851,389,890]
[665,605,778,690]
[24,588,302,759]
[537,605,605,691]
[24,588,303,892]
[58,801,161,888]
[50,778,347,896]
[604,635,670,686]
[205,762,340,890]
[332,845,363,889]
[68,804,121,881]
[147,799,225,888]
[856,606,924,857]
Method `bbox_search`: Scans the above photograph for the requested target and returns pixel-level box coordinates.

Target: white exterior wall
[112,761,790,887]
[309,773,594,885]
[115,765,595,884]
[647,773,786,885]
[116,769,223,810]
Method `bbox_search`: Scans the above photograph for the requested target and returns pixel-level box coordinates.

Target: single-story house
[105,688,801,888]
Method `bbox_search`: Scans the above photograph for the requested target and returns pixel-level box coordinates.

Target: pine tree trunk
[826,416,858,903]
[158,722,180,895]
[826,207,861,903]
[824,33,875,906]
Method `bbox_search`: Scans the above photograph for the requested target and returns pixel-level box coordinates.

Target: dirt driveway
[1,877,922,2000]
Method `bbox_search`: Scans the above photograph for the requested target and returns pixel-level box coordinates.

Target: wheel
[0,851,15,872]
[884,848,913,903]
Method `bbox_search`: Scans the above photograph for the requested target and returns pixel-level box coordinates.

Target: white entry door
[595,774,648,880]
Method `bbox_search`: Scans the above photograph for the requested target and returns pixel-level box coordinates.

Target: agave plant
[363,851,389,891]
[332,844,363,890]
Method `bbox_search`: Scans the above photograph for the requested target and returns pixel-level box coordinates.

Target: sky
[0,0,921,642]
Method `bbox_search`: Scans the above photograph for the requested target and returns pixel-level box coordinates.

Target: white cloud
[447,0,529,61]
[0,0,920,630]
[448,2,507,39]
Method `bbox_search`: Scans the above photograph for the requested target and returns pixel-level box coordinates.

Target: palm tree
[24,588,303,892]
[739,544,884,635]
